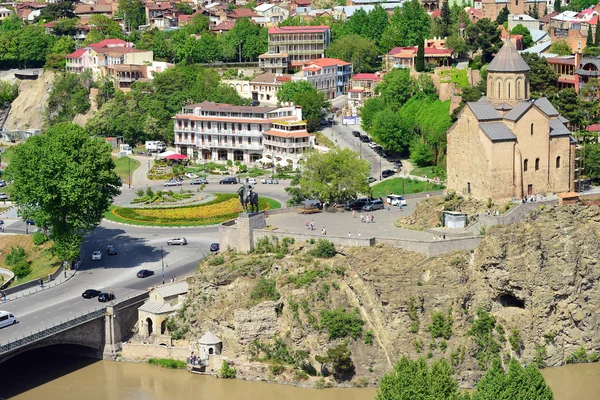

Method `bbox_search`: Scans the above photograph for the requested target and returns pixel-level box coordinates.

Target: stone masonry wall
[121,343,190,361]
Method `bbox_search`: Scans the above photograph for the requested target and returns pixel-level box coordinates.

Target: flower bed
[107,194,281,226]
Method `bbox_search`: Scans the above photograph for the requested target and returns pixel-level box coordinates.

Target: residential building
[15,2,46,21]
[447,40,575,200]
[386,43,453,71]
[347,72,382,109]
[259,25,331,72]
[0,7,13,21]
[173,101,313,168]
[575,55,600,91]
[547,55,578,90]
[480,0,546,22]
[210,20,235,34]
[145,2,177,30]
[250,73,293,104]
[293,58,352,99]
[73,3,113,19]
[254,3,289,25]
[549,9,599,53]
[507,13,539,30]
[43,21,91,40]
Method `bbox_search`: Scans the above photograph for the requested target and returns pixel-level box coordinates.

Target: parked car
[327,117,335,125]
[219,177,238,185]
[352,130,361,137]
[344,198,370,211]
[386,194,407,207]
[91,251,102,261]
[137,269,154,278]
[106,245,117,255]
[184,172,198,179]
[245,178,257,185]
[0,311,17,328]
[167,237,188,246]
[210,243,220,253]
[0,219,4,225]
[382,169,396,178]
[190,178,208,185]
[98,292,116,303]
[164,179,182,187]
[360,135,371,143]
[368,142,378,149]
[25,219,35,225]
[250,100,260,106]
[0,193,8,200]
[261,178,279,184]
[0,180,6,188]
[368,176,377,183]
[82,289,101,299]
[362,199,385,211]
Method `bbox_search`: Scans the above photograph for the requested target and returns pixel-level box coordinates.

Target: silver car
[167,237,188,245]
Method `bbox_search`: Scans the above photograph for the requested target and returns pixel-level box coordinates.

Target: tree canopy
[117,0,146,30]
[380,0,431,52]
[466,18,502,64]
[277,81,329,132]
[6,123,121,261]
[285,147,371,204]
[325,34,380,73]
[45,72,92,128]
[520,52,558,98]
[511,24,533,49]
[549,40,572,56]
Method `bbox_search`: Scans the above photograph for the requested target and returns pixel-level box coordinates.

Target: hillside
[4,71,55,131]
[169,205,600,388]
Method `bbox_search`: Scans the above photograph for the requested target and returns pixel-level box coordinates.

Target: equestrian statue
[237,179,259,213]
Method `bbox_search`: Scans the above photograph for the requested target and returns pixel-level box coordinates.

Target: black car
[352,130,361,137]
[98,292,116,302]
[368,176,377,183]
[137,269,154,278]
[25,219,35,225]
[344,198,370,211]
[82,289,101,299]
[250,100,260,106]
[210,243,220,253]
[219,177,238,184]
[106,245,117,255]
[360,135,371,143]
[382,169,396,178]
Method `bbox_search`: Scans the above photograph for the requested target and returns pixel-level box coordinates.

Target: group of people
[305,220,327,235]
[169,276,177,283]
[522,195,543,203]
[487,209,500,216]
[188,353,203,366]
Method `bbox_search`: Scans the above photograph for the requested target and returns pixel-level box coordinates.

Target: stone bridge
[0,292,148,365]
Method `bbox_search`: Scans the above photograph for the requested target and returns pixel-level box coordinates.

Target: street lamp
[161,245,165,284]
[128,156,131,189]
[379,154,382,181]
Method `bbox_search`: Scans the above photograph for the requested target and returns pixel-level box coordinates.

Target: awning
[256,157,272,163]
[164,153,188,160]
[158,151,177,158]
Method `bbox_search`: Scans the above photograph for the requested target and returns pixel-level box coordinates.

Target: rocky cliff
[4,71,55,131]
[173,205,600,388]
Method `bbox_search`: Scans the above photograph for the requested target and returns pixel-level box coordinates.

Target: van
[0,311,17,328]
[362,199,384,211]
[386,194,407,207]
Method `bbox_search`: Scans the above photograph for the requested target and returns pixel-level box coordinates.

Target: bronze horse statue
[237,182,259,213]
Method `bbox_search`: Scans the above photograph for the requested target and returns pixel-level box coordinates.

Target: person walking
[357,232,361,238]
[348,232,352,238]
[371,214,375,223]
[360,214,364,223]
[352,210,356,218]
[305,220,309,230]
[310,220,314,231]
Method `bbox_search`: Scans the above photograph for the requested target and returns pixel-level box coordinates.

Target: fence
[198,61,259,68]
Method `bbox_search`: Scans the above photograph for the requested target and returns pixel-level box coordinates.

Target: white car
[386,194,407,207]
[245,178,257,185]
[185,172,198,179]
[167,237,188,246]
[164,180,182,187]
[91,251,102,261]
[368,142,378,149]
[0,193,8,200]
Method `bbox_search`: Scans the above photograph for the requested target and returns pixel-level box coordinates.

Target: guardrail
[0,308,106,354]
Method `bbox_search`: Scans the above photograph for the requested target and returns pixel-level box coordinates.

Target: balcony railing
[263,139,311,149]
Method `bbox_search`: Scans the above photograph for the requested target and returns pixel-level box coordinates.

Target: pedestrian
[371,214,375,223]
[443,234,446,240]
[348,232,352,238]
[174,276,177,282]
[39,278,43,287]
[310,220,314,231]
[352,210,356,218]
[357,232,361,238]
[305,220,309,230]
[360,214,364,223]
[1,292,5,303]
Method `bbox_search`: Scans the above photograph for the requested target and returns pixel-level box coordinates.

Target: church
[447,40,576,201]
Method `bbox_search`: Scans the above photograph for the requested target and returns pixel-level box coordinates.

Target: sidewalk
[2,267,78,303]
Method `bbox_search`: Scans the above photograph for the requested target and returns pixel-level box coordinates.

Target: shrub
[12,260,32,279]
[428,310,453,340]
[439,340,447,352]
[293,369,309,381]
[413,338,423,353]
[408,297,420,334]
[32,231,49,245]
[534,344,547,368]
[5,246,27,266]
[320,307,364,340]
[365,330,374,345]
[509,329,522,354]
[250,277,280,303]
[208,255,225,266]
[286,267,328,288]
[220,360,237,378]
[147,358,186,369]
[270,363,285,375]
[309,240,336,258]
[467,308,501,368]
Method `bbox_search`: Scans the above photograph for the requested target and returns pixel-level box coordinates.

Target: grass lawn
[105,193,282,227]
[0,235,60,288]
[371,178,445,198]
[112,156,141,185]
[0,145,16,165]
[315,131,335,148]
[411,166,446,180]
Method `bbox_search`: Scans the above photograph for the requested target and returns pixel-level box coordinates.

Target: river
[1,349,599,400]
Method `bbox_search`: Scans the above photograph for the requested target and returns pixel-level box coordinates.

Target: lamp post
[379,154,382,181]
[161,245,165,284]
[128,156,131,189]
[238,40,244,63]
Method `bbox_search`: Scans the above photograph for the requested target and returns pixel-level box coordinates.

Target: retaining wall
[478,200,556,227]
[0,268,14,290]
[375,236,483,257]
[120,343,190,361]
[253,229,375,247]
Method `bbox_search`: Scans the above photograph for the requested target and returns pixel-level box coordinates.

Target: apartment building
[259,25,331,73]
[173,101,313,168]
[293,58,352,99]
[347,72,382,110]
[549,9,599,53]
[386,45,453,71]
[250,73,293,104]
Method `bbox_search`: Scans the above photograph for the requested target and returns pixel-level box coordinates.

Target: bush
[208,255,225,266]
[5,246,27,266]
[365,330,374,345]
[293,369,309,381]
[32,231,49,245]
[147,358,186,369]
[428,310,453,340]
[11,260,31,279]
[270,364,285,375]
[250,277,280,303]
[309,240,336,258]
[320,307,364,340]
[509,329,522,354]
[220,360,237,378]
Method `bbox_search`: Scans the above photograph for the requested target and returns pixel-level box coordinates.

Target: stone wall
[478,199,556,227]
[374,236,482,257]
[253,229,375,247]
[121,343,190,361]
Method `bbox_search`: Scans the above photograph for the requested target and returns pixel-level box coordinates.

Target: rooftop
[199,331,222,345]
[351,73,383,81]
[487,40,530,73]
[251,73,293,84]
[154,281,189,298]
[268,25,329,34]
[303,57,351,67]
[184,100,277,113]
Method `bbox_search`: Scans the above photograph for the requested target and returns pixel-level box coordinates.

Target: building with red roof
[293,58,353,99]
[347,73,383,109]
[386,44,453,71]
[210,20,236,34]
[549,9,600,53]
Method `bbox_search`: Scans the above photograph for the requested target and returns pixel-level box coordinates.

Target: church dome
[487,40,530,73]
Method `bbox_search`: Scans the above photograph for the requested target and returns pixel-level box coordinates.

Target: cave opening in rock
[498,294,525,308]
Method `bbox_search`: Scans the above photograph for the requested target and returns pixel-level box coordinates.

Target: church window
[497,81,501,97]
[535,158,540,171]
[556,156,561,168]
[508,82,511,98]
[517,80,522,98]
[530,123,534,136]
[524,159,528,172]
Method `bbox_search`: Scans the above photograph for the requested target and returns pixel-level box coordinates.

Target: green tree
[175,2,193,14]
[117,0,146,30]
[447,33,468,57]
[440,0,452,37]
[521,52,558,98]
[315,342,355,381]
[38,1,75,21]
[285,148,371,203]
[360,97,385,132]
[5,123,120,261]
[595,19,600,46]
[375,68,414,111]
[326,35,379,72]
[45,72,92,127]
[587,25,594,47]
[0,12,21,32]
[0,80,18,107]
[511,24,534,49]
[554,0,561,13]
[17,25,56,68]
[96,75,116,109]
[549,40,572,56]
[371,109,410,152]
[277,80,329,131]
[225,17,265,61]
[53,18,79,37]
[82,15,125,45]
[585,142,600,178]
[380,0,431,52]
[496,5,510,25]
[552,87,583,128]
[415,35,425,72]
[466,18,502,63]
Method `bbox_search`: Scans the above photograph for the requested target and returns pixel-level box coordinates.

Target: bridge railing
[0,308,106,354]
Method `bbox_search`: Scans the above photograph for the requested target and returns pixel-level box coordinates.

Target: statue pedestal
[219,212,266,253]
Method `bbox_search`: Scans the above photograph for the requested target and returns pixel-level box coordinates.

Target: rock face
[5,71,55,130]
[175,205,600,388]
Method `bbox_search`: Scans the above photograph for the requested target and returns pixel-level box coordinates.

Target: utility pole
[379,154,382,181]
[128,156,131,189]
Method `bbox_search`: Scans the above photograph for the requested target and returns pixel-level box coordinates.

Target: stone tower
[486,40,531,106]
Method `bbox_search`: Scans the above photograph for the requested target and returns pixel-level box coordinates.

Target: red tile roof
[351,73,382,81]
[589,15,599,25]
[211,20,235,31]
[74,4,112,14]
[67,48,87,58]
[304,57,350,67]
[587,124,600,132]
[430,9,441,19]
[388,46,452,56]
[268,25,329,34]
[230,8,258,18]
[89,38,131,48]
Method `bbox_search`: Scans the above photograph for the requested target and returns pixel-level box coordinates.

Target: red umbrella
[164,153,188,160]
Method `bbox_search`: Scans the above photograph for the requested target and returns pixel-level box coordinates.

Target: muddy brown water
[2,350,600,400]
